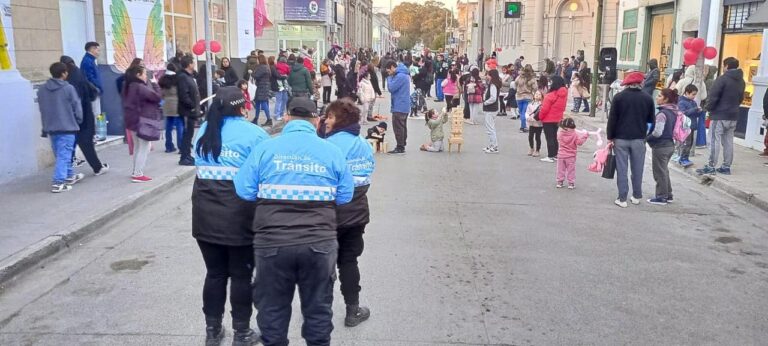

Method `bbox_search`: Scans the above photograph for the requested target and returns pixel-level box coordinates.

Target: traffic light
[504,2,521,18]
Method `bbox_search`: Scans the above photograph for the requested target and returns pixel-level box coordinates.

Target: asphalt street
[1,93,767,345]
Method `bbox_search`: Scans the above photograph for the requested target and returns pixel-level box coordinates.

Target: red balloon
[210,41,222,53]
[691,38,706,52]
[684,49,698,65]
[192,41,205,56]
[683,37,695,50]
[703,46,718,60]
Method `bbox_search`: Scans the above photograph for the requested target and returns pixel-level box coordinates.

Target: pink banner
[254,0,272,37]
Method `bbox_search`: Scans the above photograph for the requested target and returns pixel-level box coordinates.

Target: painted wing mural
[109,0,165,72]
[142,0,165,71]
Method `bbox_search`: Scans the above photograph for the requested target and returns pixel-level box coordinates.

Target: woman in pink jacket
[441,70,459,111]
[539,76,568,163]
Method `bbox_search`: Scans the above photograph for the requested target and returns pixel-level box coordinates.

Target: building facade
[616,0,766,149]
[456,0,478,56]
[338,0,372,50]
[470,0,619,70]
[372,12,392,54]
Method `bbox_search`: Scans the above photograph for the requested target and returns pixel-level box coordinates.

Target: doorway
[555,0,588,60]
[644,7,674,87]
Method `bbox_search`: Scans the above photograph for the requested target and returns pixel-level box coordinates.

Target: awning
[745,1,768,28]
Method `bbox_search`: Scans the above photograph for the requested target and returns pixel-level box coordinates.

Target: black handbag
[602,147,616,179]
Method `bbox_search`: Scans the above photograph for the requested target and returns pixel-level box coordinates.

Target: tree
[391,1,456,51]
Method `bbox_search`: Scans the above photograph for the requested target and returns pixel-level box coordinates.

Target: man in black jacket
[697,57,745,175]
[178,56,202,166]
[434,54,448,102]
[606,71,655,208]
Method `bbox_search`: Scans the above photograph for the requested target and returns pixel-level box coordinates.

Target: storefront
[163,0,231,61]
[719,0,764,140]
[277,24,325,69]
[644,5,674,88]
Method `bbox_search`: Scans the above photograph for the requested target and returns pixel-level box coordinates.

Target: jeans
[254,100,271,124]
[572,97,589,112]
[696,115,707,146]
[179,116,197,160]
[165,116,184,152]
[528,126,543,150]
[131,130,150,177]
[435,78,444,101]
[197,240,254,323]
[651,144,675,199]
[50,133,75,184]
[253,240,338,346]
[337,226,365,305]
[392,112,408,150]
[275,91,288,119]
[517,99,530,129]
[322,87,332,104]
[543,123,559,158]
[484,111,498,148]
[678,115,699,160]
[556,156,577,184]
[613,139,646,201]
[707,119,736,168]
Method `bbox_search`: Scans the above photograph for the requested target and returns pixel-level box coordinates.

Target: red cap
[621,72,645,86]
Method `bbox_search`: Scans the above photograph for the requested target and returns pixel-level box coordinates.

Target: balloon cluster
[192,40,222,56]
[682,37,717,65]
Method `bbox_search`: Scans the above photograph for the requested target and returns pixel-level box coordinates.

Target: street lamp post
[203,0,212,106]
[588,0,603,118]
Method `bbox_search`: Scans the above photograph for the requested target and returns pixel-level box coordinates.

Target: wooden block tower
[448,108,464,153]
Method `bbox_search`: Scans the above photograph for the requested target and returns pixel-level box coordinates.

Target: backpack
[668,108,691,144]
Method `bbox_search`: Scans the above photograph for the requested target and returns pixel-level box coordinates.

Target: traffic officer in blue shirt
[234,97,354,346]
[319,99,375,328]
[192,87,270,346]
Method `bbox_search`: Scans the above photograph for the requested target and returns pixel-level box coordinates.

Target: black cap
[214,87,247,115]
[378,121,387,129]
[288,97,318,118]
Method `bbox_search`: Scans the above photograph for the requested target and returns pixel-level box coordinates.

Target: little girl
[236,79,253,112]
[526,91,544,157]
[556,117,589,189]
[420,109,448,152]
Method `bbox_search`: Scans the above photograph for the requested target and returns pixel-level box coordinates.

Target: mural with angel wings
[106,0,165,72]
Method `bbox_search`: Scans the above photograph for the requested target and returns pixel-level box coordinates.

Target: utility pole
[588,0,603,118]
[203,0,212,107]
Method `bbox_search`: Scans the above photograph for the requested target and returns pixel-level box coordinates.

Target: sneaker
[540,157,555,163]
[666,196,674,203]
[716,167,731,175]
[764,162,768,167]
[556,182,564,188]
[205,326,225,346]
[387,148,405,155]
[497,112,507,117]
[463,120,475,125]
[696,145,707,149]
[72,158,85,168]
[263,119,273,127]
[131,175,153,183]
[164,148,177,153]
[647,197,668,205]
[51,184,72,193]
[94,163,110,176]
[679,159,694,168]
[483,147,499,154]
[179,156,195,166]
[519,128,528,133]
[614,199,628,208]
[532,151,540,157]
[527,148,534,156]
[568,184,575,189]
[759,152,768,157]
[630,196,641,205]
[366,117,376,122]
[344,305,371,327]
[65,173,85,185]
[696,166,716,175]
[232,328,261,346]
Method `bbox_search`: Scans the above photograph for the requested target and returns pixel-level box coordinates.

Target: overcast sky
[372,0,457,14]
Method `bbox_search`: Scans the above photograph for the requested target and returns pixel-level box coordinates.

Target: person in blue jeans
[434,54,448,102]
[38,62,86,193]
[159,65,184,152]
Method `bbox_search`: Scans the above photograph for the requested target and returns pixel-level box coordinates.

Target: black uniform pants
[337,225,365,305]
[179,116,197,160]
[75,110,103,173]
[253,239,338,346]
[322,87,332,103]
[543,123,559,159]
[196,240,254,322]
[392,112,408,150]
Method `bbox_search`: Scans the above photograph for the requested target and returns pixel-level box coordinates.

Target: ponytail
[195,100,226,162]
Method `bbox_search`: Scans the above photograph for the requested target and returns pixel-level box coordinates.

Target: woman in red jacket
[539,76,568,162]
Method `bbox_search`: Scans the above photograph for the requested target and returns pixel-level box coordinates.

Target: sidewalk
[0,141,195,288]
[574,112,768,212]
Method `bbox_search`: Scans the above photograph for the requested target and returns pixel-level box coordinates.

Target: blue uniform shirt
[234,120,354,205]
[194,117,270,180]
[325,131,375,187]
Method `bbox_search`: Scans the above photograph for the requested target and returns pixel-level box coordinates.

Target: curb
[0,167,196,288]
[573,114,768,213]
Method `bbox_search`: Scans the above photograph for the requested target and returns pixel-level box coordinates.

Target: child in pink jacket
[556,117,589,189]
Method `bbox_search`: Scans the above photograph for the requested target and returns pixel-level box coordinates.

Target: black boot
[232,320,261,346]
[263,119,273,127]
[205,316,225,346]
[344,304,371,327]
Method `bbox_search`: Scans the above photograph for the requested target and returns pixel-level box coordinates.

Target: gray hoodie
[38,79,82,134]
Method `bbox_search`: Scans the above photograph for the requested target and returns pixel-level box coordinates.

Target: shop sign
[278,24,324,40]
[284,0,327,21]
